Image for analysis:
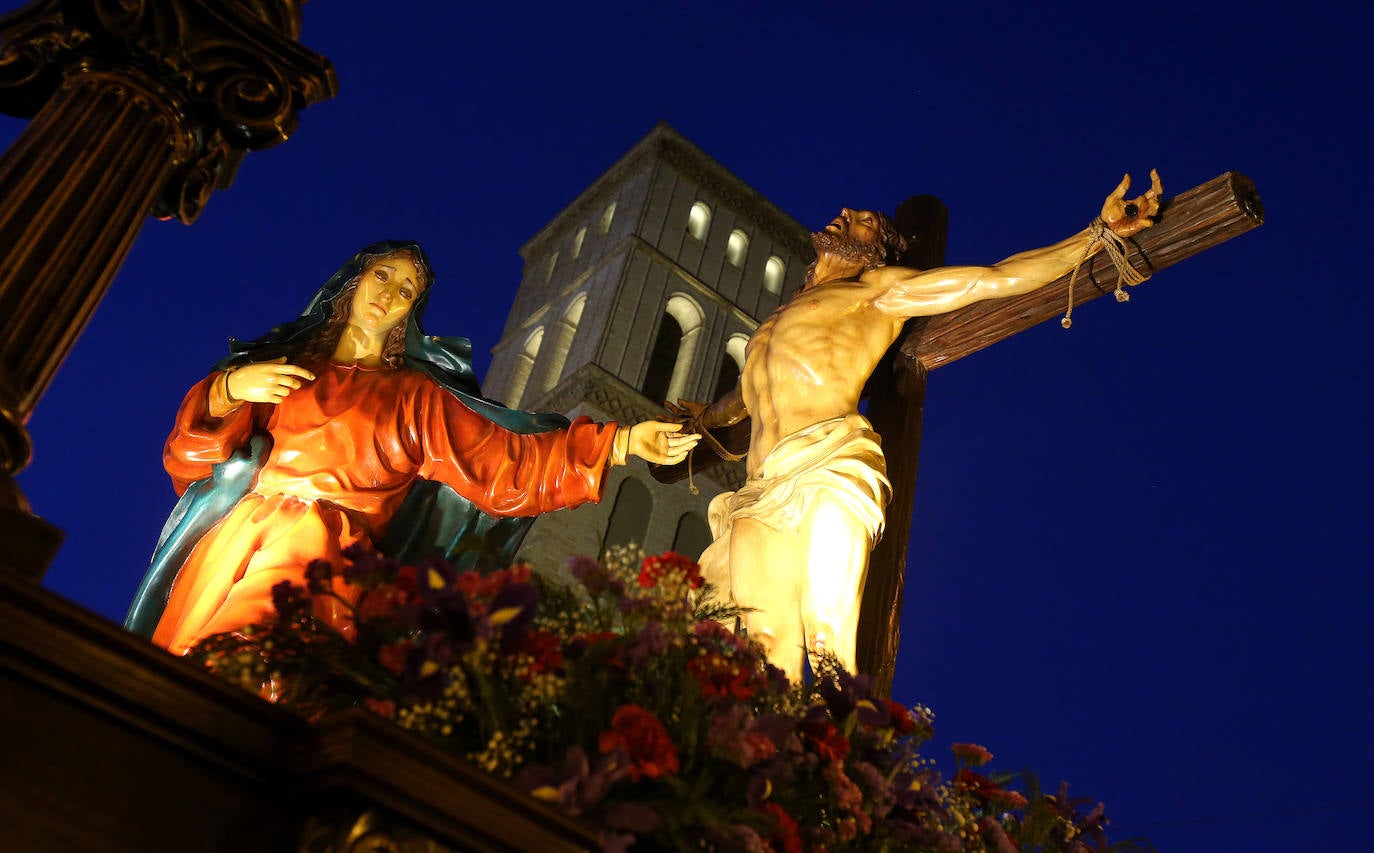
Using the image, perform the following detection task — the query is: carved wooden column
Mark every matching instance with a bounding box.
[0,0,337,577]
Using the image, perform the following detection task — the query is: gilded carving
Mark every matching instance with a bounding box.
[299,809,458,853]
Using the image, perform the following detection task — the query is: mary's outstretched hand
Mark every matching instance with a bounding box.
[623,421,702,465]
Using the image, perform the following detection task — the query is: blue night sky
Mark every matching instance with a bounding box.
[6,1,1370,849]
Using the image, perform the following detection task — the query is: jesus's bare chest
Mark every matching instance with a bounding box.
[751,290,876,356]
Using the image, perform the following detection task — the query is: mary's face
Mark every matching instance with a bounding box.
[350,254,423,335]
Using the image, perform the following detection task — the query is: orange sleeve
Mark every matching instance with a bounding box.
[163,373,257,495]
[413,382,617,517]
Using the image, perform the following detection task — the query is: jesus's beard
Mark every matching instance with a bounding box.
[804,230,887,289]
[811,229,886,270]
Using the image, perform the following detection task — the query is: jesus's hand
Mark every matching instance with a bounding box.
[1101,170,1163,237]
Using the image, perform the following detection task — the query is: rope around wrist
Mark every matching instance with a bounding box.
[1061,217,1152,329]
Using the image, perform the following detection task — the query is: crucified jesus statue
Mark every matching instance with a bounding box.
[676,171,1163,681]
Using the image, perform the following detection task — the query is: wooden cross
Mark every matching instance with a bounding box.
[657,173,1264,696]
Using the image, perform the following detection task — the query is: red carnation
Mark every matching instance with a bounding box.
[378,640,413,676]
[518,630,564,674]
[955,767,1023,807]
[952,742,994,767]
[597,704,680,781]
[803,722,851,764]
[394,565,419,594]
[762,802,803,853]
[688,651,756,701]
[743,733,777,764]
[457,564,533,599]
[638,552,704,589]
[990,788,1029,808]
[456,571,484,597]
[356,585,403,621]
[362,697,396,719]
[887,700,917,735]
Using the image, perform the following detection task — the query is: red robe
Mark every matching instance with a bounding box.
[153,362,616,654]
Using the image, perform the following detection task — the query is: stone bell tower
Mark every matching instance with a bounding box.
[482,123,811,570]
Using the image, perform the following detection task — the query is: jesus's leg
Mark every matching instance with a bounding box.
[729,516,806,682]
[798,492,874,676]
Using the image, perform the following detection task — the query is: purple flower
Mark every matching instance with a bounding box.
[764,662,790,695]
[484,581,537,648]
[603,802,661,833]
[566,555,611,596]
[704,705,753,764]
[853,760,895,818]
[598,832,634,853]
[980,817,1020,853]
[414,557,458,602]
[803,825,837,848]
[752,711,797,741]
[623,622,670,668]
[270,581,309,617]
[339,544,396,582]
[891,767,943,812]
[303,558,334,592]
[855,697,889,728]
[693,619,751,654]
[745,772,772,809]
[520,746,631,817]
[888,821,962,850]
[402,634,460,700]
[818,668,874,721]
[729,824,770,853]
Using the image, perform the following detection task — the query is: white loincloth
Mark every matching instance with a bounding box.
[698,414,892,602]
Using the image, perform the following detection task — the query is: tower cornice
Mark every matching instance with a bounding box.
[519,122,811,262]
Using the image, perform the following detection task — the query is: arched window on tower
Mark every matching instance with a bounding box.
[603,478,653,557]
[572,226,587,259]
[544,252,559,282]
[671,513,713,561]
[764,255,786,294]
[600,201,616,234]
[505,326,544,408]
[642,315,682,405]
[542,293,586,392]
[727,229,749,267]
[641,294,705,405]
[687,202,711,241]
[713,333,749,401]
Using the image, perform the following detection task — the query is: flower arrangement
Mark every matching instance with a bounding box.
[192,545,1150,852]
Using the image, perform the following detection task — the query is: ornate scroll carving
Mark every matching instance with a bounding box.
[0,0,337,224]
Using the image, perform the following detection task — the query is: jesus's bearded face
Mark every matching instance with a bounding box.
[810,208,901,272]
